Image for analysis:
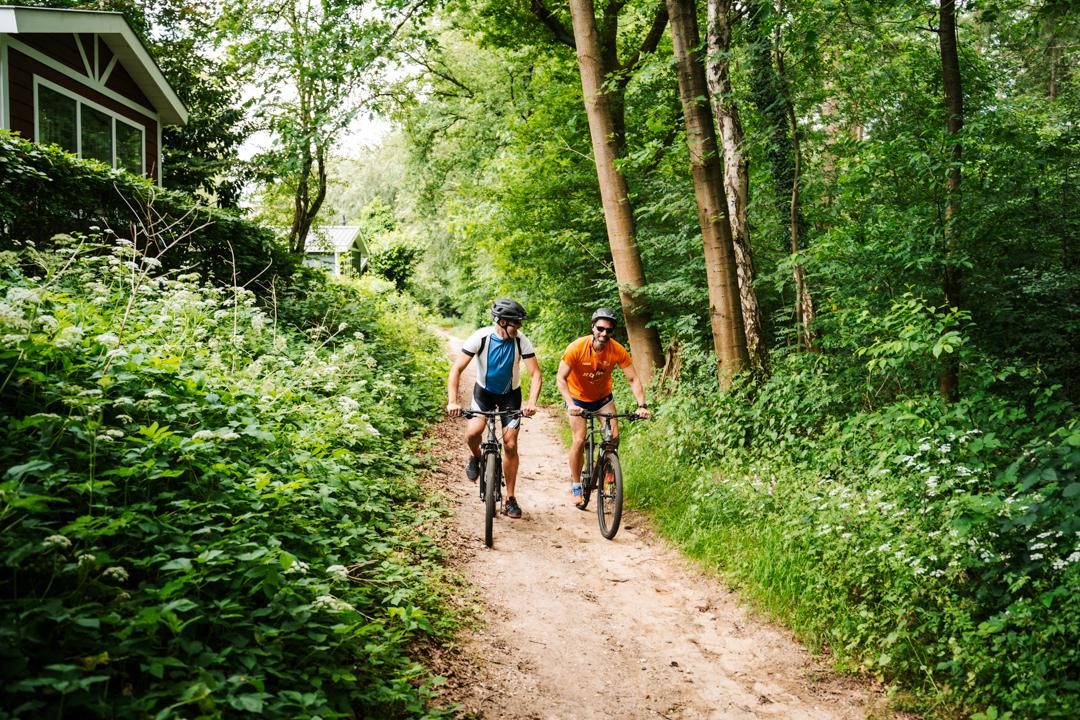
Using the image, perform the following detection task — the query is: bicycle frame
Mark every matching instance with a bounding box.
[461,409,522,548]
[581,412,620,487]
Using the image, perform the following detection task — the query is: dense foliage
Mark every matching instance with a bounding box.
[622,347,1078,717]
[375,0,1078,716]
[0,131,289,290]
[0,237,451,718]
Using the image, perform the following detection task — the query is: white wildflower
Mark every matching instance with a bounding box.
[94,332,120,348]
[78,553,97,568]
[43,535,72,551]
[337,396,360,416]
[6,287,39,304]
[192,430,216,441]
[326,565,349,581]
[54,325,84,348]
[313,594,356,613]
[285,560,310,576]
[102,566,129,582]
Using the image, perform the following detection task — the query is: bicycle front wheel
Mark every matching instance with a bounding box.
[483,452,498,548]
[596,453,623,539]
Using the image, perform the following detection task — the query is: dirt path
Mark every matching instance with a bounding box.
[427,336,897,720]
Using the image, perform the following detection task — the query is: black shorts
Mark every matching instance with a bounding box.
[471,384,523,429]
[570,393,614,413]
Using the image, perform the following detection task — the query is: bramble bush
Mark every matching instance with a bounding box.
[0,237,452,719]
[624,314,1078,718]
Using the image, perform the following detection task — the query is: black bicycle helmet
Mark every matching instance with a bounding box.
[591,307,618,325]
[491,298,527,322]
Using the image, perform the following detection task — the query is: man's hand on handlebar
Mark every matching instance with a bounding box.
[446,401,463,417]
[522,404,538,418]
[566,404,583,416]
[634,407,652,420]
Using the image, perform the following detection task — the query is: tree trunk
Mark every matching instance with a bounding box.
[938,0,963,402]
[745,0,816,350]
[666,0,748,386]
[706,0,767,376]
[568,0,665,383]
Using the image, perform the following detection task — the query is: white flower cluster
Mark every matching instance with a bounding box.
[42,534,72,551]
[313,594,356,614]
[325,564,349,581]
[285,560,310,576]
[102,566,129,582]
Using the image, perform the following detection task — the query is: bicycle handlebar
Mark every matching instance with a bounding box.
[579,410,647,420]
[460,409,524,419]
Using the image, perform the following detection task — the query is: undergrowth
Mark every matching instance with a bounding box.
[624,345,1078,719]
[0,237,452,719]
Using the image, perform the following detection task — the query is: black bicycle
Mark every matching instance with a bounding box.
[576,411,641,540]
[462,409,522,548]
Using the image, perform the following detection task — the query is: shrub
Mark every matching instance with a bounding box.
[0,130,295,291]
[0,239,451,719]
[625,347,1079,718]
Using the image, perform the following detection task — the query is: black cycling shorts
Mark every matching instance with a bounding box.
[471,384,523,429]
[570,393,614,413]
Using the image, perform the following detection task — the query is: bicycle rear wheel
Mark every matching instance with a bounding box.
[596,453,623,539]
[483,452,498,548]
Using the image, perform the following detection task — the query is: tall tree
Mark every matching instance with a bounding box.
[706,0,766,375]
[938,0,964,401]
[566,0,666,382]
[221,0,397,254]
[745,0,816,350]
[666,0,748,385]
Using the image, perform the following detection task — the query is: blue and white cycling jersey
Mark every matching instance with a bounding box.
[462,326,536,394]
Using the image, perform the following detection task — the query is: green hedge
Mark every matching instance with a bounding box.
[0,130,294,290]
[0,238,452,718]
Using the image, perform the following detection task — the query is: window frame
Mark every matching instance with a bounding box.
[33,76,145,174]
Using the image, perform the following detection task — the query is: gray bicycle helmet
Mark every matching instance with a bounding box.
[491,298,527,322]
[591,307,618,325]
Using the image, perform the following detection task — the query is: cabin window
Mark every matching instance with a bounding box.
[35,80,145,174]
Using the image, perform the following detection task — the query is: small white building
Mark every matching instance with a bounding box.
[302,226,367,277]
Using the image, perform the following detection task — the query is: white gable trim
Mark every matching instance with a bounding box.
[74,32,91,77]
[0,6,186,125]
[100,52,118,85]
[0,36,8,129]
[8,36,156,121]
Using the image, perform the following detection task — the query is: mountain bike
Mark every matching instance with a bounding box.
[462,409,522,548]
[576,411,641,540]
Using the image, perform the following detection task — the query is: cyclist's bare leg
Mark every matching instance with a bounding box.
[501,425,520,498]
[465,416,486,459]
[567,414,587,504]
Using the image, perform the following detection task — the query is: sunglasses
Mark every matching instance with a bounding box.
[593,325,615,335]
[501,319,522,328]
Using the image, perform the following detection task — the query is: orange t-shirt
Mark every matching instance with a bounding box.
[561,335,632,402]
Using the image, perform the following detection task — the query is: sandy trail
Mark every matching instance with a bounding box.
[428,335,897,720]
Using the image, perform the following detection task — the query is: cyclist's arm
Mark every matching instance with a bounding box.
[522,355,542,416]
[556,360,582,415]
[620,362,651,418]
[446,352,473,415]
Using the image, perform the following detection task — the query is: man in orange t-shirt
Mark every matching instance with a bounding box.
[556,308,651,507]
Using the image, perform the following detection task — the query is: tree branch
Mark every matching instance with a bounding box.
[531,0,576,47]
[619,1,668,75]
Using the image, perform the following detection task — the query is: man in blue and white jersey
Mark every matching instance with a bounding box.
[447,298,542,519]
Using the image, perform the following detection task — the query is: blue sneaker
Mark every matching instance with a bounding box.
[465,455,480,481]
[504,497,522,519]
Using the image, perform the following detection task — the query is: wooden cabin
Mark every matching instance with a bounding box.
[0,5,187,184]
